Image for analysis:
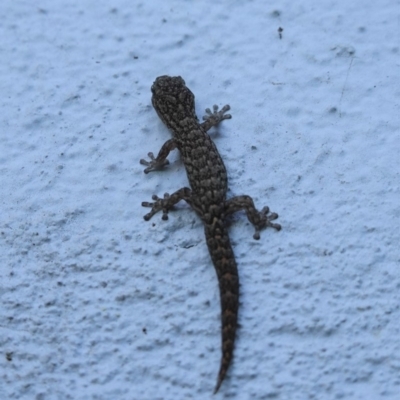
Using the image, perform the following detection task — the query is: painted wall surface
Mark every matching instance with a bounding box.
[1,1,399,399]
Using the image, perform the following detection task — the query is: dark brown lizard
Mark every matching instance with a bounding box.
[140,76,281,393]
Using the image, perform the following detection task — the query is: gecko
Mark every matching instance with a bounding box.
[140,76,281,393]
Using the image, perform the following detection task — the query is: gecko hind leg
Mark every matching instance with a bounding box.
[224,195,281,239]
[142,187,192,221]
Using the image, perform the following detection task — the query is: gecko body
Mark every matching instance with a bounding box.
[140,76,281,393]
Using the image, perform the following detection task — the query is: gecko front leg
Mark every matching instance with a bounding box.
[140,138,177,173]
[201,104,231,132]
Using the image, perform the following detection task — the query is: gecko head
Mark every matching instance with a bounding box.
[151,76,196,127]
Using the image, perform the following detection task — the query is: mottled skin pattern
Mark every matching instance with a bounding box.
[140,76,281,393]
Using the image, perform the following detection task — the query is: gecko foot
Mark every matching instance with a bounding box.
[203,104,231,122]
[140,152,170,174]
[142,193,171,221]
[201,105,231,130]
[253,206,281,240]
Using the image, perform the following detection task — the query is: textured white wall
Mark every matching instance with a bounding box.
[1,1,399,399]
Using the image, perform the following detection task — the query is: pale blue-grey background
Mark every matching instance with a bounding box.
[1,1,399,399]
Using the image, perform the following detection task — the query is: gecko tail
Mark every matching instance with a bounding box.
[204,223,239,394]
[213,295,237,394]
